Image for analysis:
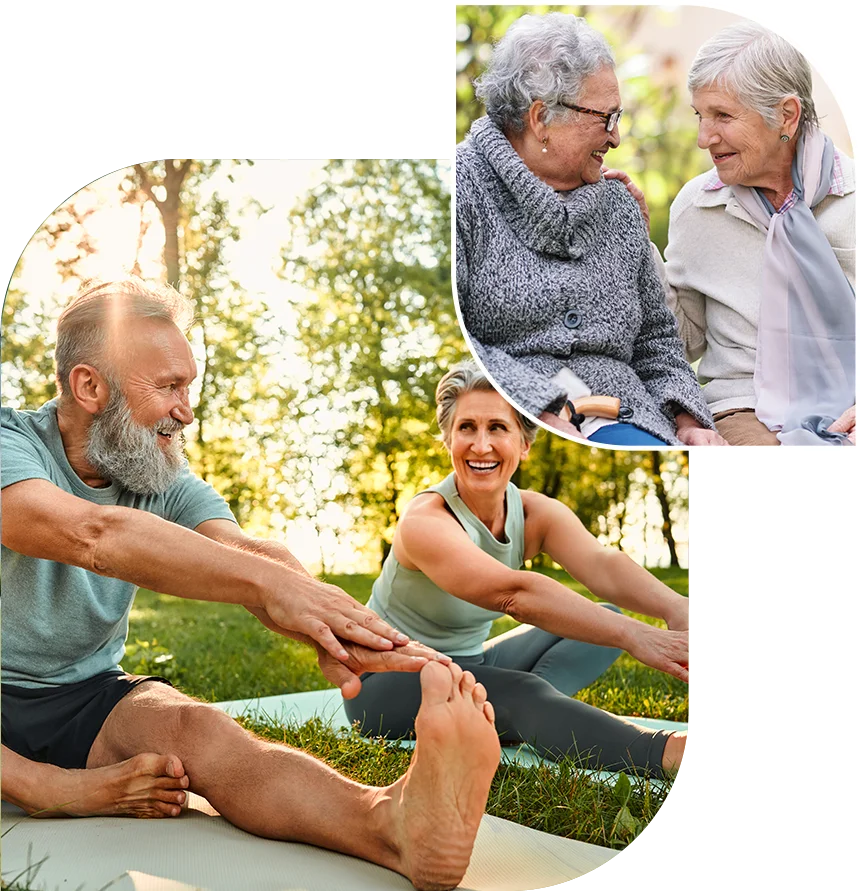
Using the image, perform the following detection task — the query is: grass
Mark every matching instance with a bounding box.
[2,567,684,891]
[113,566,688,849]
[122,567,688,722]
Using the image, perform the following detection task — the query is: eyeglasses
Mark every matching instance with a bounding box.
[560,102,623,132]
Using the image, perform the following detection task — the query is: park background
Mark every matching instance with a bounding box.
[1,158,691,851]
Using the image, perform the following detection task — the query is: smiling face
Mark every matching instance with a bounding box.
[85,317,198,494]
[110,316,197,450]
[538,66,622,191]
[691,87,792,192]
[447,390,531,494]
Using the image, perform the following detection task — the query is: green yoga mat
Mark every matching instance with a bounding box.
[214,688,687,771]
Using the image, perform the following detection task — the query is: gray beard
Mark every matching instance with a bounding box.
[86,387,187,496]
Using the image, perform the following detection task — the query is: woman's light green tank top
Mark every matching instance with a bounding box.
[367,472,525,657]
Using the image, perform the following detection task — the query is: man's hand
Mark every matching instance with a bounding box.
[314,639,451,700]
[675,412,729,446]
[256,577,413,662]
[246,604,450,698]
[602,166,650,230]
[828,405,856,444]
[625,625,689,683]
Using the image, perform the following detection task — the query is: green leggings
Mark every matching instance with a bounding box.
[344,608,672,777]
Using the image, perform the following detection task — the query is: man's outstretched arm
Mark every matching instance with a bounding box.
[1,478,408,663]
[195,519,450,697]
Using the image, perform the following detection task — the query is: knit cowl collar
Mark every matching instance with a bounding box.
[467,116,608,260]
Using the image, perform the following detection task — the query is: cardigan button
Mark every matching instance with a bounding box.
[618,406,634,420]
[563,310,582,329]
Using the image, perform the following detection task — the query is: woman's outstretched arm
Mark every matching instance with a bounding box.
[526,491,688,631]
[396,495,688,681]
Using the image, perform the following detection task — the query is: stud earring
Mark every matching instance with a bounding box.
[780,134,790,142]
[541,137,548,153]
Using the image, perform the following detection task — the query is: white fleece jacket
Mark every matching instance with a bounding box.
[659,153,855,416]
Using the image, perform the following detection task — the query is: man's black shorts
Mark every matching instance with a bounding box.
[1,670,172,769]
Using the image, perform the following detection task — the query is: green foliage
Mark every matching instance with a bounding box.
[456,5,712,251]
[283,160,466,563]
[0,280,57,408]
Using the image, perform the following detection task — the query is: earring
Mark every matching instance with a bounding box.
[541,137,548,153]
[780,134,790,142]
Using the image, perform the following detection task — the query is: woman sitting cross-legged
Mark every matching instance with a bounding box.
[345,362,689,777]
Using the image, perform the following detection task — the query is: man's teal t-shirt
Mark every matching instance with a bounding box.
[1,401,237,688]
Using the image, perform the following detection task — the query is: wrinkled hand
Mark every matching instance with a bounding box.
[314,639,451,700]
[626,625,689,683]
[246,605,450,699]
[538,411,586,439]
[675,412,729,446]
[828,405,856,444]
[251,584,411,663]
[602,166,650,230]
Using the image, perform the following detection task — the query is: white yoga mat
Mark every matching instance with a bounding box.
[1,690,683,891]
[1,793,617,891]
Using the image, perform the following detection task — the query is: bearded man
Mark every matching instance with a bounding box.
[1,279,501,891]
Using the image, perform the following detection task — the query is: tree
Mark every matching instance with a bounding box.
[283,159,464,565]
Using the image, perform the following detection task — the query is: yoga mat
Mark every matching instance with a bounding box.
[213,689,688,770]
[1,794,617,891]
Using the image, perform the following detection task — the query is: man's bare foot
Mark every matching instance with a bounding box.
[382,662,501,891]
[662,731,686,774]
[30,753,188,818]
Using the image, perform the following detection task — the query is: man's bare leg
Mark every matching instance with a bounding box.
[1,745,189,818]
[87,662,500,890]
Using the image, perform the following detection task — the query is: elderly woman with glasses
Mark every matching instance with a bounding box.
[661,22,855,445]
[456,13,725,446]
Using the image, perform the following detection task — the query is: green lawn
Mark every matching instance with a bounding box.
[119,567,688,848]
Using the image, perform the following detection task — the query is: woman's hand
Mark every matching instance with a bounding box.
[602,166,650,230]
[675,411,729,446]
[538,411,585,439]
[625,625,689,683]
[313,639,451,700]
[828,405,856,444]
[664,597,689,633]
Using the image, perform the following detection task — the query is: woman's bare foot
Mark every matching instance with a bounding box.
[30,753,189,818]
[662,731,686,774]
[381,662,501,891]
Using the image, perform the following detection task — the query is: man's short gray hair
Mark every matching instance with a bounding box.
[688,21,818,131]
[436,360,538,447]
[474,13,615,134]
[55,278,194,397]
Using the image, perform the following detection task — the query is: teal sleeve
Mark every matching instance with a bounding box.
[1,414,53,489]
[160,468,237,531]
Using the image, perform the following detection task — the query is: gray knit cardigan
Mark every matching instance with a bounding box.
[456,116,714,445]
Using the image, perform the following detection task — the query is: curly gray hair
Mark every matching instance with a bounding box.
[474,12,615,134]
[55,277,195,398]
[436,361,539,447]
[688,21,819,131]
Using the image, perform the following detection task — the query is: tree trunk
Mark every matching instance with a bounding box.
[650,452,679,567]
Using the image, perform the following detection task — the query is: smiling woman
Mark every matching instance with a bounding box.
[455,12,724,447]
[344,361,690,776]
[663,21,855,445]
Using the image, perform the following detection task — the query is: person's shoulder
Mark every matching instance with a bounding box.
[671,170,720,215]
[1,401,53,438]
[602,179,648,242]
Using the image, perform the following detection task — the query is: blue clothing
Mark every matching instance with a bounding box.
[366,473,518,656]
[1,401,237,688]
[587,423,667,446]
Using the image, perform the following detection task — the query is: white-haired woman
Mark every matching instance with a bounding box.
[344,362,689,776]
[663,22,855,445]
[456,13,725,447]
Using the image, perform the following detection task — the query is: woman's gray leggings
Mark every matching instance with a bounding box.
[344,606,672,777]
